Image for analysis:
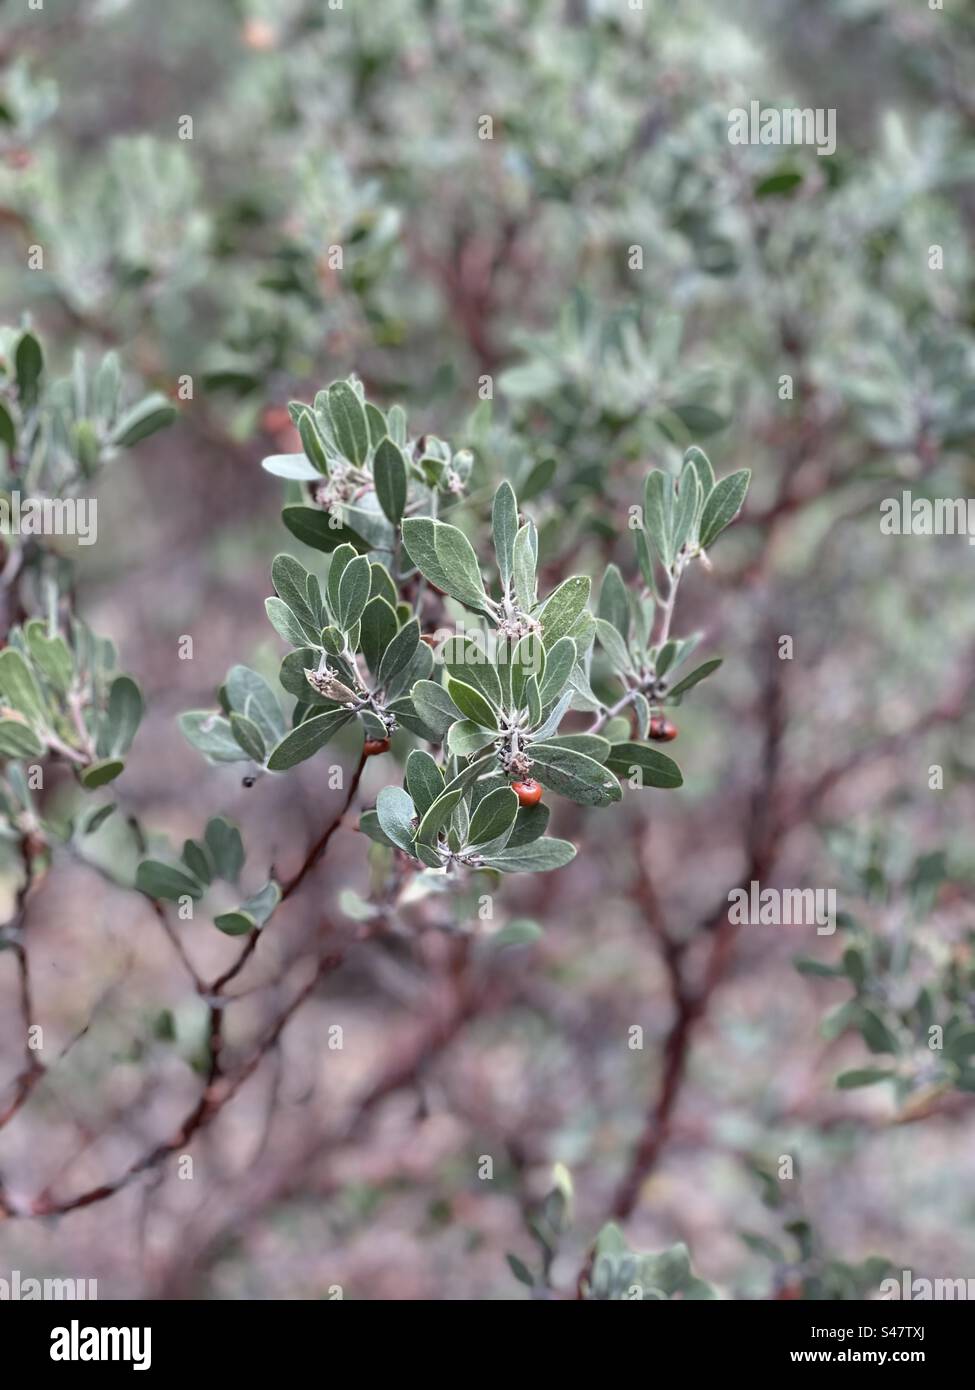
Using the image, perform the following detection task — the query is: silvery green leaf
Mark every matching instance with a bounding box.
[336,554,372,631]
[447,719,498,758]
[136,860,204,902]
[644,469,674,570]
[405,749,445,817]
[684,446,715,506]
[271,554,318,631]
[265,597,314,648]
[506,802,550,846]
[205,816,244,881]
[327,380,369,465]
[226,665,286,745]
[666,657,723,700]
[537,636,575,706]
[373,436,408,526]
[376,786,417,853]
[655,640,678,677]
[467,786,518,848]
[604,742,682,788]
[446,677,498,729]
[281,507,370,555]
[379,618,420,688]
[411,679,462,738]
[509,632,542,710]
[106,674,143,756]
[698,470,751,550]
[595,617,635,676]
[528,689,573,745]
[598,565,629,640]
[416,787,464,846]
[440,634,503,709]
[215,880,281,937]
[181,839,212,886]
[538,576,590,647]
[492,480,519,588]
[672,465,700,554]
[633,691,651,738]
[511,521,537,611]
[359,596,398,678]
[260,455,321,483]
[481,837,577,873]
[180,711,250,763]
[230,712,266,762]
[530,743,622,806]
[266,710,353,770]
[538,733,610,762]
[298,412,330,474]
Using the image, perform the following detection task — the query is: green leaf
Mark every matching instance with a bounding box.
[445,677,498,729]
[230,712,266,762]
[15,332,43,407]
[298,412,330,474]
[265,596,311,648]
[447,719,498,758]
[416,787,464,846]
[378,617,420,688]
[468,786,518,847]
[25,624,73,694]
[266,710,352,770]
[506,802,550,846]
[136,859,204,902]
[225,666,285,746]
[0,718,43,758]
[434,522,490,611]
[411,680,462,739]
[492,920,544,949]
[205,817,245,882]
[440,635,503,710]
[666,658,723,700]
[281,506,370,554]
[506,1253,535,1287]
[538,576,590,647]
[492,481,519,588]
[373,437,408,526]
[644,470,674,570]
[530,743,622,807]
[511,522,537,611]
[359,596,398,678]
[598,565,629,640]
[271,554,317,629]
[698,470,750,550]
[399,517,451,591]
[604,742,683,789]
[215,880,281,936]
[672,466,700,554]
[537,637,576,706]
[0,648,46,724]
[405,749,445,817]
[261,452,323,481]
[538,733,610,762]
[79,758,125,788]
[858,1007,900,1055]
[106,675,143,756]
[180,711,249,763]
[376,786,417,853]
[684,446,715,503]
[336,554,371,632]
[181,839,213,886]
[595,618,634,676]
[836,1068,895,1090]
[327,381,369,465]
[481,837,577,873]
[0,400,16,455]
[110,392,176,448]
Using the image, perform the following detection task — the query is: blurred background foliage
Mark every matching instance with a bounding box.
[0,0,973,1299]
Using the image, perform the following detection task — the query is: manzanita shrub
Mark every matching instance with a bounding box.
[169,375,748,915]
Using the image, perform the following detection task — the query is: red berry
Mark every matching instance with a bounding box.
[363,737,390,757]
[648,717,678,742]
[511,778,542,807]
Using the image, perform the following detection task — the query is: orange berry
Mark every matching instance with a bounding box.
[511,779,542,807]
[648,717,678,742]
[363,737,390,757]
